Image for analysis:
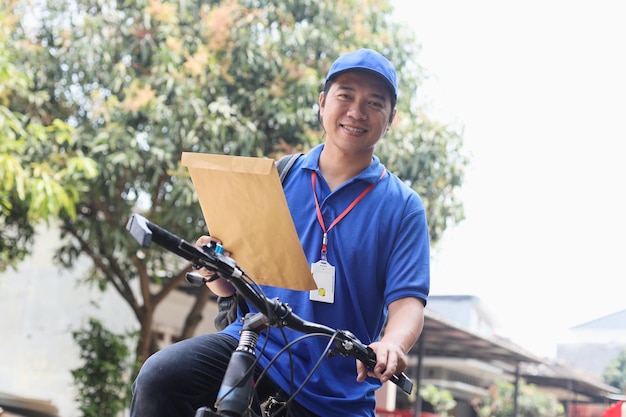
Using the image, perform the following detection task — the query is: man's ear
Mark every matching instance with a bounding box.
[317,92,326,129]
[387,108,397,129]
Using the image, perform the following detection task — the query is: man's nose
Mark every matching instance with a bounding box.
[347,101,367,119]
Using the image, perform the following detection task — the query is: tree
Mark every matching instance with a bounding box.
[0,0,97,272]
[603,347,626,390]
[71,318,137,417]
[11,0,468,365]
[420,384,457,417]
[471,379,565,417]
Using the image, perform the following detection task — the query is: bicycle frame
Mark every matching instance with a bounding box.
[126,213,414,417]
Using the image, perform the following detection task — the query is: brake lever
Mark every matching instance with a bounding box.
[333,331,414,395]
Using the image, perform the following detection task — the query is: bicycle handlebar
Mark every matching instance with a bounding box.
[126,213,414,395]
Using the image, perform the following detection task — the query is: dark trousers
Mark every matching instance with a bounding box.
[130,332,319,417]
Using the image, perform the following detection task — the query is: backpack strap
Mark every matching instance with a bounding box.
[276,153,303,183]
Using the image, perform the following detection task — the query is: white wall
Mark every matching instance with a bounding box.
[0,225,138,417]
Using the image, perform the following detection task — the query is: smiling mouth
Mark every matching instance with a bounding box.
[341,124,367,134]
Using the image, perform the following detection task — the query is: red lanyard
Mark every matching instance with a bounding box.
[312,169,386,260]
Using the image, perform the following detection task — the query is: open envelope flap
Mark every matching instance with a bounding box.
[181,152,316,291]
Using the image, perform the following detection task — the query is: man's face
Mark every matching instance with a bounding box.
[319,71,396,156]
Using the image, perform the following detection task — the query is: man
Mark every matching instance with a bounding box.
[130,48,430,417]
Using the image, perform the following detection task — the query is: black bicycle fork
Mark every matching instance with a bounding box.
[195,313,269,417]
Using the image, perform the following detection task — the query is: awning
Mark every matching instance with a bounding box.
[414,309,544,364]
[409,310,621,403]
[0,392,59,417]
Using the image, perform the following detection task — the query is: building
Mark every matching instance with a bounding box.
[557,309,626,377]
[375,295,620,417]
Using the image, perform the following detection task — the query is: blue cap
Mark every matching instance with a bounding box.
[324,48,398,99]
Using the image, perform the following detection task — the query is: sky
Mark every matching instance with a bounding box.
[391,0,626,357]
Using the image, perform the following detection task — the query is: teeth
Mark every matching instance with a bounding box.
[344,126,364,133]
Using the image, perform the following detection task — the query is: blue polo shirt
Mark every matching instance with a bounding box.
[223,144,430,416]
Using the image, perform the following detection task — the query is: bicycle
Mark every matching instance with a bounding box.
[126,213,414,417]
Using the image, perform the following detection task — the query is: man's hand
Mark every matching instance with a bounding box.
[195,235,235,297]
[356,341,407,384]
[356,297,425,384]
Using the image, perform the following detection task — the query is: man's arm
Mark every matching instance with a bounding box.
[357,297,425,383]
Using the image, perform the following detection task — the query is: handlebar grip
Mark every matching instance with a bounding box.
[127,214,188,256]
[358,343,414,395]
[390,373,413,395]
[365,346,413,394]
[126,214,210,264]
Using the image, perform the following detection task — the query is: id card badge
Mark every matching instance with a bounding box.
[309,260,335,303]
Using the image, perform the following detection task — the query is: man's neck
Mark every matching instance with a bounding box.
[318,146,373,191]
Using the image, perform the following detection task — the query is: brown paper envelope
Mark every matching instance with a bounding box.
[181,152,315,290]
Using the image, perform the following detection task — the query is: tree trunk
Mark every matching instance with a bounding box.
[181,286,212,340]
